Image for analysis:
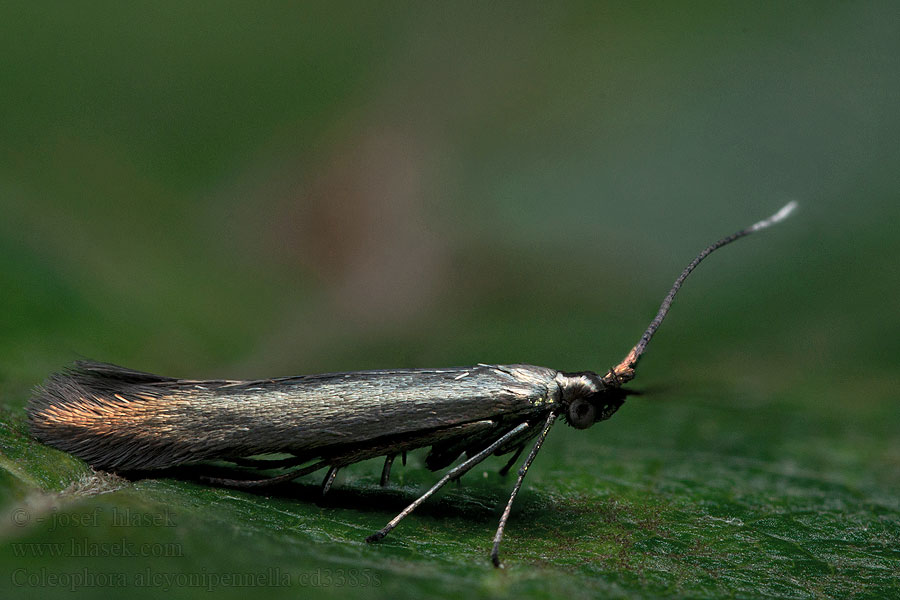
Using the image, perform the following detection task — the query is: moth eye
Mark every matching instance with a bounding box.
[566,398,596,430]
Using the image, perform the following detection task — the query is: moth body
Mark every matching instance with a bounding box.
[29,361,614,472]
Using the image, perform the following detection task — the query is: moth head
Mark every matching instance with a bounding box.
[564,388,626,430]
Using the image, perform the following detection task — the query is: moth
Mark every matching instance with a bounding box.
[28,201,797,566]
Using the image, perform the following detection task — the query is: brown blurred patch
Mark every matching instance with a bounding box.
[269,124,446,324]
[213,119,454,372]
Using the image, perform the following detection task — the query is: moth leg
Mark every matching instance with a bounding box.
[366,422,530,544]
[201,460,328,488]
[321,466,339,496]
[401,451,407,466]
[380,455,395,487]
[498,445,525,477]
[491,411,557,568]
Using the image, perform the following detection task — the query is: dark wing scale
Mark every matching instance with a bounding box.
[69,360,178,383]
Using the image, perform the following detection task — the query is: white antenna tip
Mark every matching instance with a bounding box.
[750,200,798,232]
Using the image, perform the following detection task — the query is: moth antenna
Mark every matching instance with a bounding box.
[605,201,798,386]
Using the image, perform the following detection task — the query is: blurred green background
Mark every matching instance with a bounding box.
[1,3,898,599]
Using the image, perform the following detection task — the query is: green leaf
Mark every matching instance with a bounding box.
[2,381,898,600]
